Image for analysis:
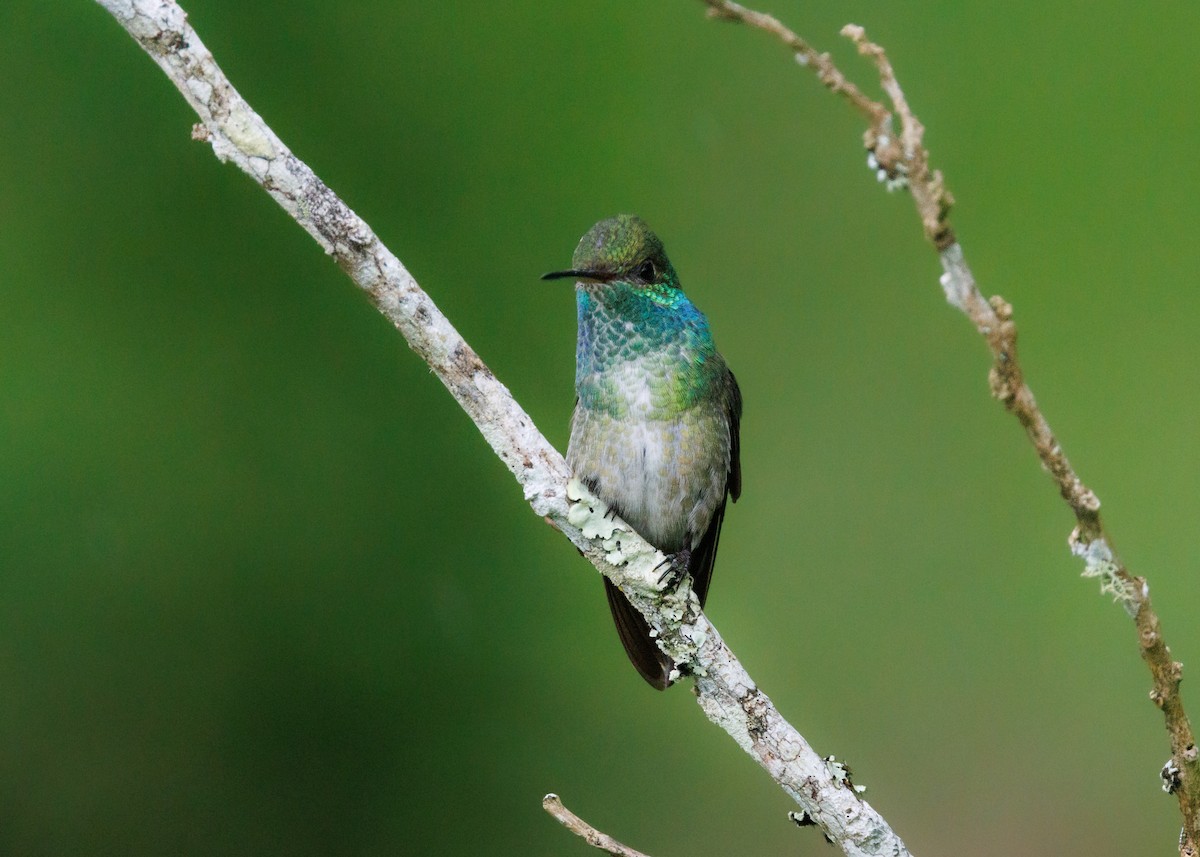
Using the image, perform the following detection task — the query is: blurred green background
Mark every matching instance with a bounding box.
[2,1,1199,854]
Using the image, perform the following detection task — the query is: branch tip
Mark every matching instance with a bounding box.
[542,794,655,857]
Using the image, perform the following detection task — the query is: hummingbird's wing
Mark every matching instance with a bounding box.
[726,370,742,501]
[688,369,742,608]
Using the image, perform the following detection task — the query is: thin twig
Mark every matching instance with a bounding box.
[695,3,1199,852]
[94,2,913,855]
[542,795,654,857]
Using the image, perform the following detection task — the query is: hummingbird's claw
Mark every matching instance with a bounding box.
[654,549,692,590]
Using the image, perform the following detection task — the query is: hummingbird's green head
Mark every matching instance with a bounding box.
[542,214,677,289]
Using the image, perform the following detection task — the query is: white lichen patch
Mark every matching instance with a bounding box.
[1162,757,1183,794]
[1071,531,1139,616]
[566,477,628,540]
[224,102,276,159]
[566,477,663,575]
[567,479,709,670]
[825,756,867,795]
[655,604,707,676]
[939,244,973,312]
[826,756,851,786]
[678,616,708,651]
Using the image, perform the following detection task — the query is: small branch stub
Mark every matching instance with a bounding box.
[542,795,654,857]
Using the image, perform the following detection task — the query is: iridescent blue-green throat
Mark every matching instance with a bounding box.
[543,214,742,689]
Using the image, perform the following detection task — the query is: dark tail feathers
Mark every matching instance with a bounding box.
[603,577,673,690]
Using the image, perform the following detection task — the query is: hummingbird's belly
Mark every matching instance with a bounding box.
[567,404,730,553]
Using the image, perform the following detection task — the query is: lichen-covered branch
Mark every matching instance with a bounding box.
[697,2,1199,852]
[94,1,913,855]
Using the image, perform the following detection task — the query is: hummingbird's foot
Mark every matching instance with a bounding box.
[654,549,692,590]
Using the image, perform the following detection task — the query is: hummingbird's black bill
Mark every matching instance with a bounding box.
[541,269,607,282]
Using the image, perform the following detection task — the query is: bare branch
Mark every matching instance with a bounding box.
[542,795,654,857]
[694,2,1200,851]
[94,1,913,855]
[844,29,1200,851]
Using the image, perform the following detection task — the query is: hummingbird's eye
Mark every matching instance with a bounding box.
[635,260,657,282]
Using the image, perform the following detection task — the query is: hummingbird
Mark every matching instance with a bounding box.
[543,215,742,689]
